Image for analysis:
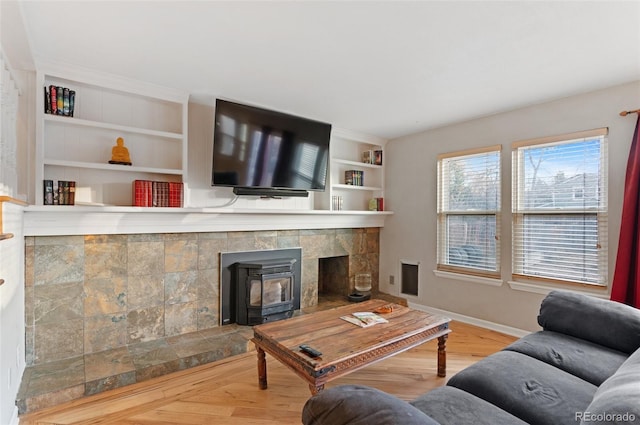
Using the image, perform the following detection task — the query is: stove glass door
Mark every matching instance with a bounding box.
[248,275,292,307]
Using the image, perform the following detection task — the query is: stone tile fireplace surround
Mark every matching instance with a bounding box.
[24,227,380,368]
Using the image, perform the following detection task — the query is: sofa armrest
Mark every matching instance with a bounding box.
[580,348,640,425]
[538,291,640,354]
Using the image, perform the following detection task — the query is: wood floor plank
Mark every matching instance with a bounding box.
[19,321,517,425]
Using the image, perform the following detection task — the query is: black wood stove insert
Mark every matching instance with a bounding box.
[233,258,296,325]
[220,248,302,326]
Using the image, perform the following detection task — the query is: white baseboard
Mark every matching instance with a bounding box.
[408,302,532,338]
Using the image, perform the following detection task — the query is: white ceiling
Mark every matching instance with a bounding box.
[15,1,640,139]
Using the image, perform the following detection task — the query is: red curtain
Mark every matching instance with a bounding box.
[611,115,640,307]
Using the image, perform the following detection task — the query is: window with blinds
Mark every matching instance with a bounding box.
[437,146,501,277]
[511,128,608,286]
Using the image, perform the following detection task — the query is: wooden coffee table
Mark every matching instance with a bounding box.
[251,299,451,394]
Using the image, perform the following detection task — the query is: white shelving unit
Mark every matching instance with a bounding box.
[34,62,189,206]
[316,128,389,212]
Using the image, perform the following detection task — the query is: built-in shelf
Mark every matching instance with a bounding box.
[43,114,183,140]
[35,62,189,206]
[43,159,183,175]
[332,159,383,169]
[332,184,384,191]
[320,128,388,212]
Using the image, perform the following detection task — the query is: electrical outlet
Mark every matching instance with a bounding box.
[389,275,395,285]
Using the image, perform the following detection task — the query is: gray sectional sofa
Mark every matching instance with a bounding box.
[302,291,640,425]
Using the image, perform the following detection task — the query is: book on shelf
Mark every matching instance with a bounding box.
[44,87,51,114]
[50,180,76,205]
[152,181,169,207]
[44,85,75,117]
[63,88,70,116]
[133,180,183,207]
[43,180,54,205]
[58,180,67,205]
[69,90,75,117]
[133,180,152,206]
[68,181,76,205]
[56,86,63,114]
[345,170,364,186]
[362,150,374,164]
[49,85,57,115]
[331,195,343,211]
[340,311,389,328]
[168,182,184,207]
[369,197,384,211]
[374,150,383,165]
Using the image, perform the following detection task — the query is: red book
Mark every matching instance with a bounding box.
[49,85,57,115]
[168,182,183,207]
[146,180,153,206]
[132,180,143,206]
[133,180,152,206]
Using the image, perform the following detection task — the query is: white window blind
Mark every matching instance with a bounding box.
[512,128,608,286]
[437,146,501,277]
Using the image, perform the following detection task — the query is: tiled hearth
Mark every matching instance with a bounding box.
[19,228,383,414]
[17,294,406,415]
[16,323,253,414]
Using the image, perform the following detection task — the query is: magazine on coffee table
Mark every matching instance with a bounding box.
[341,311,389,328]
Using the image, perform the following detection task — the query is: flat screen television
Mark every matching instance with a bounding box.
[212,99,332,196]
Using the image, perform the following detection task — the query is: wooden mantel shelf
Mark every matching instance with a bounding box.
[0,196,28,235]
[23,206,393,236]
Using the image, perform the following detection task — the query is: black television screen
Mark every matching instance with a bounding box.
[212,99,331,192]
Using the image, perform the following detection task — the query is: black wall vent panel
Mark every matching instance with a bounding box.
[401,261,419,296]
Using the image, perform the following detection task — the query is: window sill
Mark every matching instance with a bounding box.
[433,270,503,287]
[507,280,609,299]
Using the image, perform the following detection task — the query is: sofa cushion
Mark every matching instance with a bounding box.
[302,384,439,425]
[504,330,627,385]
[579,348,640,425]
[538,291,640,354]
[447,350,597,425]
[410,386,528,425]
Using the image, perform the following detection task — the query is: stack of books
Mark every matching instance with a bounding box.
[332,195,344,211]
[43,180,76,205]
[132,180,183,207]
[362,150,383,165]
[44,85,76,117]
[345,170,364,186]
[368,197,384,211]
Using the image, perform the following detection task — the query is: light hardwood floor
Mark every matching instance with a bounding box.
[19,321,516,425]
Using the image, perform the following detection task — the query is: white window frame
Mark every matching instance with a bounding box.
[511,128,608,288]
[436,145,501,279]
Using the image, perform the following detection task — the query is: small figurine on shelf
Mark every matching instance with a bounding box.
[109,137,132,166]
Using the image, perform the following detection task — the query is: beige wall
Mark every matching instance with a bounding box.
[380,81,640,332]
